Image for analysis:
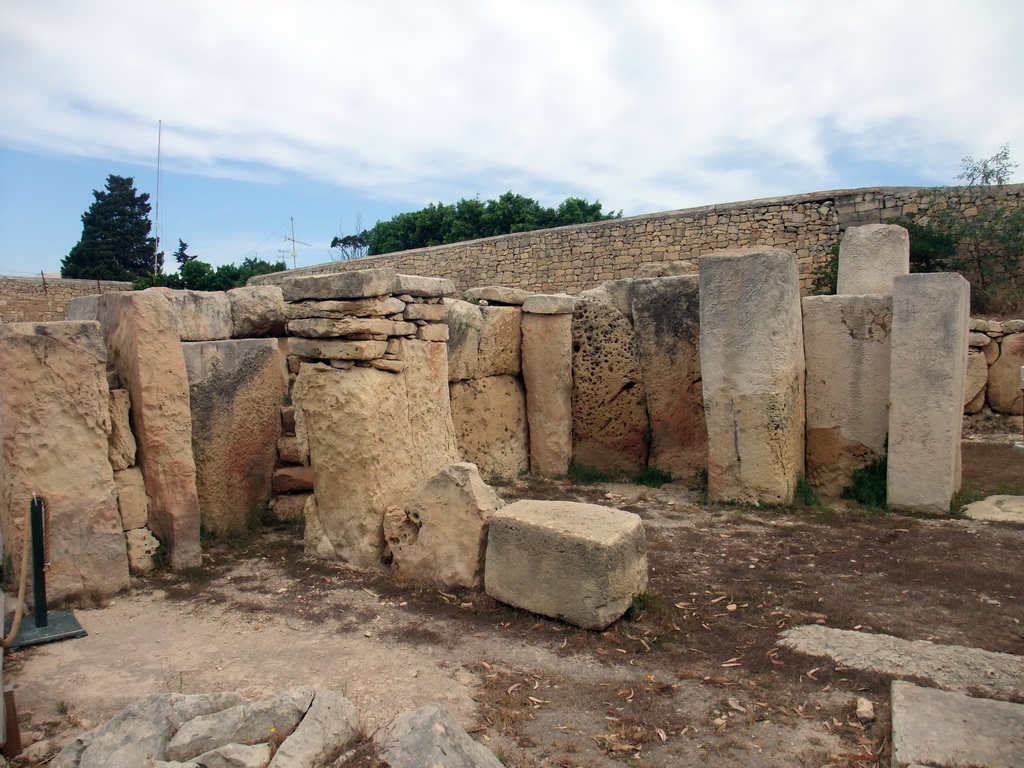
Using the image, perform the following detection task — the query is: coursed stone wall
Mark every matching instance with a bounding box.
[0,276,133,322]
[249,184,1024,295]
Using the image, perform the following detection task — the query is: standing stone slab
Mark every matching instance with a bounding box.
[183,339,286,536]
[114,467,149,530]
[836,223,910,295]
[485,500,648,630]
[449,375,529,481]
[630,276,705,482]
[699,248,805,504]
[802,294,892,496]
[571,298,648,473]
[888,273,969,514]
[227,285,287,338]
[521,311,572,477]
[0,322,130,601]
[97,290,201,569]
[293,339,459,567]
[964,348,989,414]
[477,306,522,377]
[446,300,484,381]
[988,332,1024,414]
[160,289,234,341]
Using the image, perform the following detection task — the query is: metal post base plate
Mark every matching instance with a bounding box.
[6,610,86,649]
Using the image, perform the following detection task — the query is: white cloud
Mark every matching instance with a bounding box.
[2,0,1022,218]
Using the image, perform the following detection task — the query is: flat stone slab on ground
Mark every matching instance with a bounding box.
[963,494,1024,523]
[891,681,1024,768]
[778,625,1024,700]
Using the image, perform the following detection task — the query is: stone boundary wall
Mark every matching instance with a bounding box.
[0,276,133,322]
[249,184,1024,294]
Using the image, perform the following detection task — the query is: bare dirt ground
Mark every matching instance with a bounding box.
[5,416,1023,767]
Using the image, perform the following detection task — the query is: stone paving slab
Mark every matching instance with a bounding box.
[963,494,1024,523]
[891,681,1024,768]
[778,625,1024,700]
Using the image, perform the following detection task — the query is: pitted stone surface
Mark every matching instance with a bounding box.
[446,300,483,381]
[450,375,528,481]
[107,388,137,470]
[836,223,910,295]
[477,306,521,377]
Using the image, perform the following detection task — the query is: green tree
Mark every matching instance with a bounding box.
[134,256,284,291]
[62,175,159,280]
[174,239,198,265]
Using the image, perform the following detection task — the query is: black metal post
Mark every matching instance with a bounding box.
[30,497,47,630]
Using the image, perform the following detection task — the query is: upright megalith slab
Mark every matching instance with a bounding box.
[97,289,202,569]
[159,288,234,341]
[227,285,287,338]
[571,298,649,472]
[445,300,483,381]
[802,294,892,496]
[449,375,529,481]
[699,248,805,504]
[887,273,969,514]
[183,339,287,536]
[630,276,705,482]
[521,299,573,477]
[0,322,130,601]
[836,223,910,295]
[484,500,648,630]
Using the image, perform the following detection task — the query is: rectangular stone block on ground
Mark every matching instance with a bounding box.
[698,247,805,504]
[0,321,130,601]
[484,499,648,630]
[836,223,909,295]
[802,294,891,496]
[183,339,287,536]
[887,273,969,514]
[521,312,572,477]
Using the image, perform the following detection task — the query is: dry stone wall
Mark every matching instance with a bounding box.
[0,276,132,322]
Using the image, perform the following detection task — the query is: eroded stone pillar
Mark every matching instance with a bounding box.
[699,248,805,504]
[0,322,129,600]
[887,273,969,514]
[521,295,574,477]
[836,224,910,295]
[802,294,892,496]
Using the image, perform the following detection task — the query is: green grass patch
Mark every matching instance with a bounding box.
[630,466,673,488]
[841,457,888,509]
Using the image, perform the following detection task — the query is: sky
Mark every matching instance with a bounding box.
[1,1,1022,277]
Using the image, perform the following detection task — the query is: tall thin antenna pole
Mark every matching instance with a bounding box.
[291,217,297,270]
[154,120,162,274]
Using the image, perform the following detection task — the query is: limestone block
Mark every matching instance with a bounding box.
[376,703,504,768]
[0,321,130,601]
[227,285,287,337]
[160,289,234,341]
[281,268,397,302]
[108,388,137,470]
[1004,319,1024,333]
[522,312,572,477]
[464,286,531,305]
[114,467,149,530]
[634,260,697,279]
[988,332,1024,414]
[484,500,648,630]
[285,297,407,319]
[269,688,359,768]
[273,466,315,493]
[277,436,305,465]
[984,337,1001,364]
[887,273,970,514]
[836,224,910,295]
[802,294,892,496]
[384,463,504,588]
[416,324,449,342]
[570,299,648,472]
[286,317,403,338]
[968,331,992,347]
[964,349,988,414]
[446,300,483,381]
[522,293,575,314]
[125,528,160,574]
[66,294,100,321]
[281,405,296,435]
[699,248,805,504]
[449,376,529,481]
[395,274,456,297]
[477,306,522,377]
[630,276,705,482]
[288,338,388,361]
[269,493,310,523]
[97,289,201,569]
[183,339,286,536]
[404,302,448,322]
[293,339,459,567]
[578,279,633,319]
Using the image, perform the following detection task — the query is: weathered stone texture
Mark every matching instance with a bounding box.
[887,273,969,514]
[446,300,483,381]
[280,268,397,302]
[159,288,234,341]
[97,289,201,569]
[630,276,705,481]
[449,375,529,481]
[107,388,137,470]
[183,339,286,536]
[699,248,805,504]
[0,321,130,601]
[802,294,892,496]
[521,312,573,477]
[294,339,459,567]
[376,703,504,768]
[384,463,503,588]
[836,223,910,295]
[125,528,160,574]
[227,285,287,337]
[964,348,989,414]
[113,467,149,530]
[988,332,1024,414]
[571,298,648,472]
[485,500,648,630]
[477,306,522,377]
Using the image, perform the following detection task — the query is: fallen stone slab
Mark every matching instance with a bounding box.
[485,500,648,630]
[891,681,1024,768]
[778,625,1024,700]
[268,688,359,768]
[156,741,272,768]
[375,703,502,768]
[963,495,1024,523]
